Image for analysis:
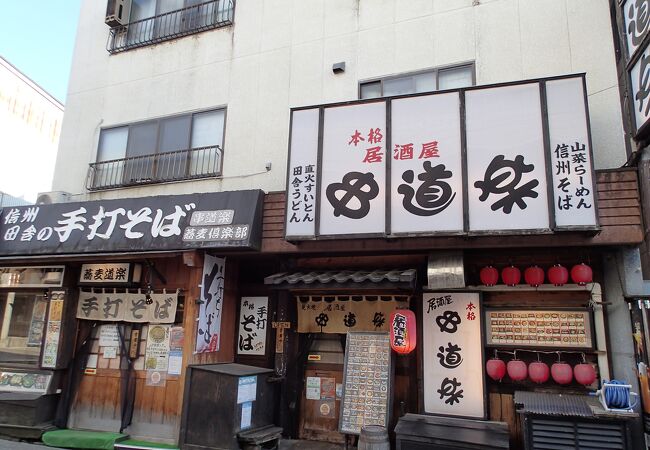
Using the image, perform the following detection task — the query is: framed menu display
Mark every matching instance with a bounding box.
[485,309,593,349]
[339,332,392,435]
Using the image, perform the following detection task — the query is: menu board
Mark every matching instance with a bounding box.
[339,332,391,435]
[485,309,593,349]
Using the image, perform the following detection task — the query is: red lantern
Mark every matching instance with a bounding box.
[548,264,569,286]
[571,263,593,286]
[574,363,597,386]
[528,361,550,384]
[524,266,545,287]
[480,266,499,286]
[551,362,573,385]
[389,310,416,354]
[486,358,507,381]
[501,266,521,286]
[507,359,528,381]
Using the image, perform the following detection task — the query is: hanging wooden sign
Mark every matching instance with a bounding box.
[76,289,178,323]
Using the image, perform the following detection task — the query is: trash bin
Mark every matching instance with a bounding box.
[358,425,389,450]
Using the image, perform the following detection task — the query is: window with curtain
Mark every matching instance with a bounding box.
[93,108,225,188]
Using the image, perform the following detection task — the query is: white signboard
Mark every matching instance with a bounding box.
[391,93,464,233]
[286,75,596,237]
[466,83,550,231]
[422,293,484,418]
[546,77,597,227]
[237,297,268,355]
[237,376,257,403]
[286,108,319,237]
[320,102,386,236]
[623,0,650,59]
[196,255,225,353]
[630,46,650,133]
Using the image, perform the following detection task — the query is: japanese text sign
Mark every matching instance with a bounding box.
[422,293,485,418]
[79,263,139,285]
[0,191,264,256]
[297,297,408,334]
[285,75,597,238]
[622,0,650,135]
[622,0,650,60]
[237,297,268,355]
[76,289,178,323]
[195,255,225,353]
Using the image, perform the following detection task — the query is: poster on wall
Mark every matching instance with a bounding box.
[339,332,391,435]
[41,291,65,368]
[422,293,485,418]
[145,324,171,371]
[195,255,225,353]
[237,297,268,355]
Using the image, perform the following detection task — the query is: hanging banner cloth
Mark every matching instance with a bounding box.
[296,295,409,334]
[76,289,178,323]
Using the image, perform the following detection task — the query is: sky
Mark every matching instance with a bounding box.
[0,0,82,103]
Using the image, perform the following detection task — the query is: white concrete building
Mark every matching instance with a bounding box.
[0,57,63,203]
[53,0,627,201]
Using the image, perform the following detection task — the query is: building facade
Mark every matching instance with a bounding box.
[0,1,646,449]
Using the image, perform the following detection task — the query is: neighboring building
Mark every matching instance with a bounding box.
[0,1,646,449]
[0,56,63,203]
[0,191,30,208]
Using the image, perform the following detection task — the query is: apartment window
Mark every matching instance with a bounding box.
[89,109,225,190]
[108,0,235,54]
[359,64,474,99]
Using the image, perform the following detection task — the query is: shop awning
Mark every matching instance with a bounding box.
[264,269,416,290]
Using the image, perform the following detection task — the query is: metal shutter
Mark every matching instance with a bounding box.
[529,418,626,450]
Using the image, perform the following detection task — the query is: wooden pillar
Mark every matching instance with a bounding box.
[638,149,650,279]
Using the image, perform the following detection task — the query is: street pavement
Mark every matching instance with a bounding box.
[0,440,52,450]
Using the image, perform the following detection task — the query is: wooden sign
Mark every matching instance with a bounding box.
[272,322,290,354]
[339,332,391,435]
[485,309,593,349]
[79,263,141,285]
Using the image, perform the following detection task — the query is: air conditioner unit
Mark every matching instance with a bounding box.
[36,191,71,205]
[105,0,131,27]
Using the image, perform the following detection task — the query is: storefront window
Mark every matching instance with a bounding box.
[0,292,47,367]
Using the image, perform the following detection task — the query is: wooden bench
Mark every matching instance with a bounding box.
[237,425,283,450]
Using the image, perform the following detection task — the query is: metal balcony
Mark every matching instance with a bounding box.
[107,0,234,54]
[87,145,223,191]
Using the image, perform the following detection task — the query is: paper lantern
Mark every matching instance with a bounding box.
[486,358,507,381]
[501,266,521,286]
[571,263,593,286]
[551,362,573,385]
[480,266,499,286]
[524,266,545,287]
[507,359,528,381]
[548,264,569,286]
[389,310,416,354]
[574,363,597,386]
[528,361,550,384]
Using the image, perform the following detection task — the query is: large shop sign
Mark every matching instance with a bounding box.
[0,190,264,255]
[286,74,597,238]
[622,0,650,135]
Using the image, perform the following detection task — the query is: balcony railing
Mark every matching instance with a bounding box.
[87,145,223,191]
[107,0,234,54]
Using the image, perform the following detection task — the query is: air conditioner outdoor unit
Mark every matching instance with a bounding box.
[36,191,71,205]
[105,0,131,27]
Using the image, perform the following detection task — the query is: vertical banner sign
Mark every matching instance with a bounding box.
[391,93,464,233]
[320,102,386,236]
[196,255,225,353]
[286,108,319,238]
[466,83,550,231]
[422,293,484,418]
[630,46,650,133]
[546,78,597,227]
[623,0,650,59]
[41,291,65,368]
[237,297,268,355]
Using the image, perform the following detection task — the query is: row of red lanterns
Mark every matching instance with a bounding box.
[486,356,597,386]
[480,263,593,287]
